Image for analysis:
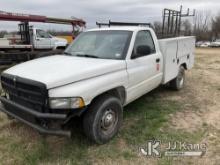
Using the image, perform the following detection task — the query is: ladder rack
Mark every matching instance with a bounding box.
[96,20,151,28]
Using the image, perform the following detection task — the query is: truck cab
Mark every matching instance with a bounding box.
[30,27,68,50]
[0,27,68,50]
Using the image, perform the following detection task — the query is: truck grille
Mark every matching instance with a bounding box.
[1,73,48,112]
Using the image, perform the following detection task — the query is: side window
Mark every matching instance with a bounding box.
[36,30,51,38]
[132,30,156,58]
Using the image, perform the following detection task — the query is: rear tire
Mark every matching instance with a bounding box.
[169,66,185,90]
[83,95,123,144]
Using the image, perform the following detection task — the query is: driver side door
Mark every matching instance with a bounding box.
[34,29,52,49]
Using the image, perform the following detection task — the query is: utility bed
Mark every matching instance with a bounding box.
[159,36,195,84]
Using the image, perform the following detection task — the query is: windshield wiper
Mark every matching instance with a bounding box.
[63,52,72,55]
[76,54,99,58]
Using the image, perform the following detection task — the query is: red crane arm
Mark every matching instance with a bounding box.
[0,10,86,27]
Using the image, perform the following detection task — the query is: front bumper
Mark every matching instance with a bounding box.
[0,96,71,137]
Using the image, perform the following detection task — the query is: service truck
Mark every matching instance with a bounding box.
[0,25,195,144]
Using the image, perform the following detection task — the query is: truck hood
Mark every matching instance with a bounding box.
[4,55,126,89]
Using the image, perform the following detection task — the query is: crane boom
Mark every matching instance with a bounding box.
[0,10,86,27]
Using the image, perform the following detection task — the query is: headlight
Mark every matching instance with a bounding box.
[49,97,85,109]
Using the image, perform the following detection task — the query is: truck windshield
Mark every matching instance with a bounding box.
[64,30,132,60]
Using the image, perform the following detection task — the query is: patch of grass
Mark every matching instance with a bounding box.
[0,135,50,165]
[161,127,205,143]
[56,135,92,165]
[0,134,92,165]
[121,95,180,145]
[23,139,50,165]
[122,150,136,160]
[157,157,174,165]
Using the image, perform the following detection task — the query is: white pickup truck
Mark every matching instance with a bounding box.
[0,26,195,144]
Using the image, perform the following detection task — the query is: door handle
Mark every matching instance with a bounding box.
[156,58,160,63]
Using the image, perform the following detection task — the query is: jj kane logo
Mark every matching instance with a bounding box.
[140,140,206,157]
[140,140,161,157]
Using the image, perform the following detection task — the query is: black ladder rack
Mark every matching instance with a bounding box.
[96,20,152,28]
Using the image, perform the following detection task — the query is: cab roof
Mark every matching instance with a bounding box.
[87,26,152,32]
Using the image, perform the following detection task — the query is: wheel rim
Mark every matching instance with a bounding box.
[100,109,118,134]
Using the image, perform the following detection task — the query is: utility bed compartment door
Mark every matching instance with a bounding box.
[159,40,178,84]
[159,36,195,84]
[177,37,195,69]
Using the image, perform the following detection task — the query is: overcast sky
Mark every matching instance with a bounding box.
[1,0,220,31]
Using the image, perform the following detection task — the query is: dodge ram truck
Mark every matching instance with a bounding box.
[0,26,195,144]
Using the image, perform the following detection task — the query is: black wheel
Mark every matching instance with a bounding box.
[169,66,185,90]
[83,95,123,144]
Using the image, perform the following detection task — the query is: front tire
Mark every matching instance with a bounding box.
[83,95,123,144]
[169,66,185,90]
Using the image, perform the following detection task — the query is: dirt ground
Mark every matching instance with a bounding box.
[167,48,220,164]
[0,48,219,165]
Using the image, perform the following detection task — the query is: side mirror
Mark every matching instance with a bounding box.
[137,45,151,55]
[132,45,151,59]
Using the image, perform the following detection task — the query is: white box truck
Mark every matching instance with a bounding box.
[0,25,195,144]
